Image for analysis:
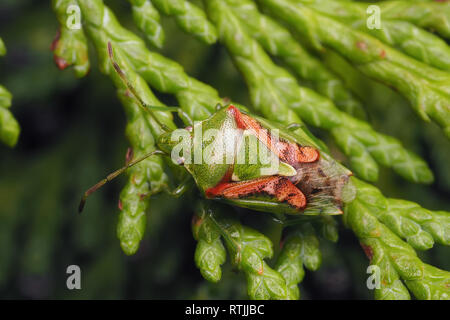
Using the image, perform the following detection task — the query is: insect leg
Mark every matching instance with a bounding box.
[165,176,195,198]
[177,109,194,127]
[108,42,178,132]
[286,123,303,131]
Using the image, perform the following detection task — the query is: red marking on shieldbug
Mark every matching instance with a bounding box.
[205,166,234,197]
[227,105,319,165]
[380,49,386,59]
[118,199,123,210]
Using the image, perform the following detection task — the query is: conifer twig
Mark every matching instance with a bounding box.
[151,0,218,44]
[51,0,90,77]
[52,2,176,254]
[258,0,450,139]
[0,38,20,147]
[228,0,367,119]
[193,201,290,300]
[275,223,322,299]
[298,0,450,71]
[378,0,450,39]
[127,0,165,48]
[345,178,450,300]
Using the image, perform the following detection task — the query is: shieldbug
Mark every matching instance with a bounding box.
[79,43,354,216]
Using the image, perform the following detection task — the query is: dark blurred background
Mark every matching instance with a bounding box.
[0,0,448,299]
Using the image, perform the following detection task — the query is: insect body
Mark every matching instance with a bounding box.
[157,105,352,215]
[158,105,322,212]
[79,43,354,215]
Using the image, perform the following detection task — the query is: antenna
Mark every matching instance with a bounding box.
[107,42,177,132]
[79,150,165,213]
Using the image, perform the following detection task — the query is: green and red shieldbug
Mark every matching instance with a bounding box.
[79,43,355,216]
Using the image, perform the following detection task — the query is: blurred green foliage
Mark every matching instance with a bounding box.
[0,0,448,299]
